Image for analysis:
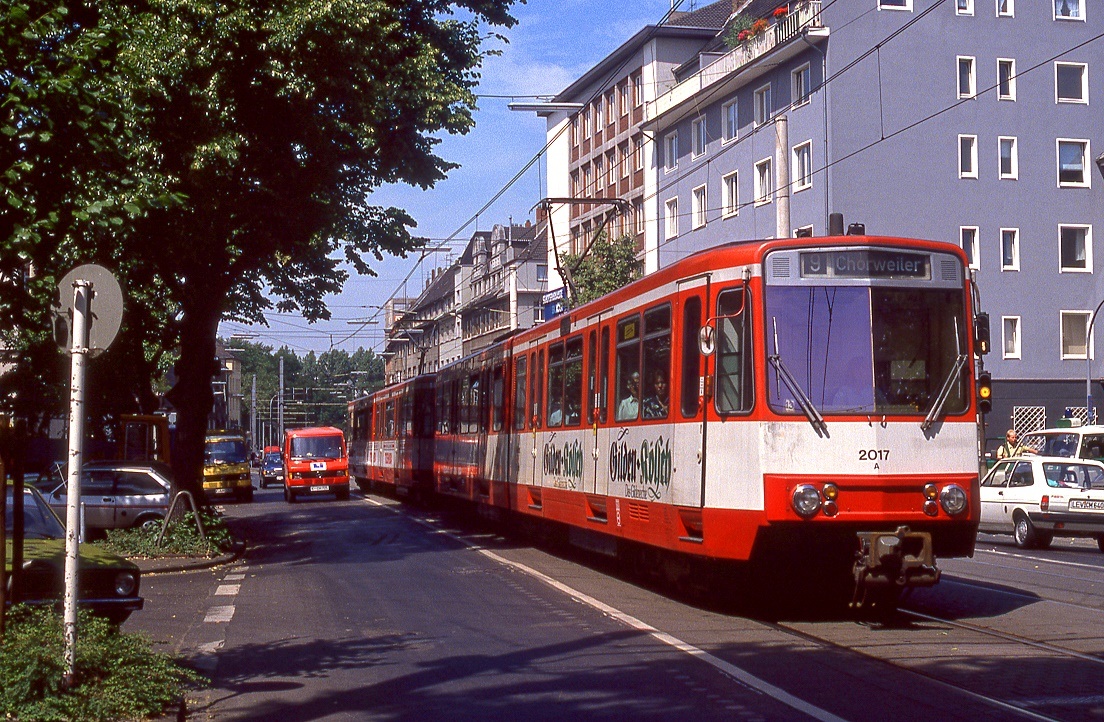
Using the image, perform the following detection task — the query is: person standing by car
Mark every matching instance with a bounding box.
[996,428,1030,459]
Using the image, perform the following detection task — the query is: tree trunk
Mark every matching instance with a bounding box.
[165,307,219,505]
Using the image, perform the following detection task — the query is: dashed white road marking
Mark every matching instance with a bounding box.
[204,605,235,623]
[214,584,240,596]
[224,573,245,581]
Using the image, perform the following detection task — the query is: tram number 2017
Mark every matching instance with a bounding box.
[859,449,890,461]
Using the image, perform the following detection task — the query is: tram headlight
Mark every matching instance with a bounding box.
[791,484,821,519]
[939,484,968,516]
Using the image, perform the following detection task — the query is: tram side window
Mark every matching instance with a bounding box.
[716,288,752,414]
[547,342,565,427]
[641,305,671,420]
[534,350,545,428]
[402,390,413,437]
[514,356,528,430]
[492,365,504,431]
[564,336,583,426]
[385,400,395,438]
[615,315,641,421]
[449,379,460,435]
[681,297,702,417]
[587,332,597,425]
[599,327,610,423]
[472,373,484,433]
[460,375,472,434]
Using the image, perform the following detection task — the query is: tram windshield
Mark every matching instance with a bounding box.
[765,286,967,416]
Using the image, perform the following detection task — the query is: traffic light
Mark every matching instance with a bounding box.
[974,312,991,355]
[977,370,992,415]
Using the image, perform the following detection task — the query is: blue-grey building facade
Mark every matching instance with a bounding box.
[647,0,1104,443]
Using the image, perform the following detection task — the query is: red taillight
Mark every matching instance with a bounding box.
[1041,495,1049,512]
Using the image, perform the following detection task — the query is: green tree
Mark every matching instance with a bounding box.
[562,233,640,307]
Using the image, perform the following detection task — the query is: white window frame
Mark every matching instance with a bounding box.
[722,100,738,143]
[957,0,974,16]
[1054,0,1084,21]
[879,0,912,10]
[1055,62,1088,104]
[1002,316,1021,359]
[959,134,978,179]
[1061,311,1092,360]
[633,74,644,108]
[595,98,604,130]
[691,184,707,229]
[1057,138,1090,188]
[957,56,976,98]
[722,171,739,217]
[792,141,813,191]
[620,143,630,179]
[664,131,678,172]
[665,197,679,239]
[691,116,707,158]
[754,158,773,205]
[633,135,643,172]
[996,0,1014,16]
[594,157,604,191]
[961,226,980,270]
[753,84,772,127]
[997,58,1016,100]
[792,64,812,107]
[1059,224,1092,272]
[999,136,1018,180]
[1001,227,1020,271]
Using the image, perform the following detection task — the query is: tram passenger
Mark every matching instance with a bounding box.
[616,372,641,421]
[643,370,670,419]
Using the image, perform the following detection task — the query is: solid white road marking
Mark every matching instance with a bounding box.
[204,605,235,623]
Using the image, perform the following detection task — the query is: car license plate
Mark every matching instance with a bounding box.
[1069,499,1104,511]
[312,485,330,492]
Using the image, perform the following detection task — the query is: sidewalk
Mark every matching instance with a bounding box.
[131,539,246,575]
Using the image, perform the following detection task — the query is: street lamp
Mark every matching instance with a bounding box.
[1085,152,1104,421]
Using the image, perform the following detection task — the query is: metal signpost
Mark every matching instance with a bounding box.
[56,264,122,685]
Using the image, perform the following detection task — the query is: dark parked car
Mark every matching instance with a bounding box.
[260,450,284,488]
[5,486,144,624]
[46,460,174,532]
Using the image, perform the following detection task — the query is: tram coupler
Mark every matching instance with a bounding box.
[852,526,940,596]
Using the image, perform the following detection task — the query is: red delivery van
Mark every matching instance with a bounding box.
[283,427,350,502]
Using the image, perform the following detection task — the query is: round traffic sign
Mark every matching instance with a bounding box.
[57,264,123,356]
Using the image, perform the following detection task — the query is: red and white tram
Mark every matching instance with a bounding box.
[350,234,984,596]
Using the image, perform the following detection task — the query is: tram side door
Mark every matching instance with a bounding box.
[673,277,710,508]
[586,318,611,496]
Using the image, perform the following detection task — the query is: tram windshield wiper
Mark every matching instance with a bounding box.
[921,354,968,432]
[770,318,828,437]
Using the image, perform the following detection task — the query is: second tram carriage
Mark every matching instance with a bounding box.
[348,234,984,597]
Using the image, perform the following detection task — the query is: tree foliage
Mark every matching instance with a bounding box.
[562,233,641,307]
[0,0,517,497]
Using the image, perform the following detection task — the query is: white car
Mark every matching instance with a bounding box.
[980,456,1104,551]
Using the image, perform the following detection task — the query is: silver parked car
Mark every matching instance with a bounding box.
[47,460,174,532]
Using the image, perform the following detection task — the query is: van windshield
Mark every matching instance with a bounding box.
[205,439,248,464]
[290,436,344,460]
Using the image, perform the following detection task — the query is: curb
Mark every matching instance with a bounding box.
[132,539,246,575]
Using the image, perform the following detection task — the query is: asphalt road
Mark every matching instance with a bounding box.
[125,486,1104,721]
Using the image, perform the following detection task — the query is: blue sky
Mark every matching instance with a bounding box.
[220,0,680,355]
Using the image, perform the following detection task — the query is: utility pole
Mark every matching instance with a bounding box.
[775,115,791,239]
[250,374,257,451]
[278,356,285,444]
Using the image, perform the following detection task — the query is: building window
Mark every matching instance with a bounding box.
[583,105,591,137]
[606,151,616,186]
[537,264,548,282]
[1001,228,1020,270]
[583,165,592,195]
[594,157,604,191]
[754,84,771,126]
[664,131,678,172]
[633,135,643,172]
[754,158,773,205]
[571,116,579,146]
[692,116,707,158]
[999,136,1018,179]
[620,143,630,179]
[961,226,979,269]
[632,198,643,234]
[792,141,813,191]
[1056,62,1088,103]
[1057,139,1090,186]
[879,0,912,9]
[957,0,973,16]
[1002,316,1021,359]
[997,0,1014,16]
[998,58,1016,100]
[1062,311,1090,359]
[958,56,976,98]
[792,64,811,106]
[1054,0,1083,20]
[606,91,616,126]
[692,185,707,229]
[665,198,678,239]
[571,171,579,197]
[633,74,643,107]
[959,134,978,178]
[1059,224,1091,271]
[722,171,739,217]
[722,100,738,142]
[619,83,628,116]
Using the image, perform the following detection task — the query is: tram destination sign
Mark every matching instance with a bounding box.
[800,250,930,280]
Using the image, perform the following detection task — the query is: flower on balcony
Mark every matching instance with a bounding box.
[751,18,770,33]
[773,6,789,18]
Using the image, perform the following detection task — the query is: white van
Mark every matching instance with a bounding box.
[1020,422,1104,461]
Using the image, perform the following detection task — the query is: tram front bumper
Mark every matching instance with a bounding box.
[853,526,940,590]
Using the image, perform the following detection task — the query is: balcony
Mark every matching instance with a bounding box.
[647,1,825,125]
